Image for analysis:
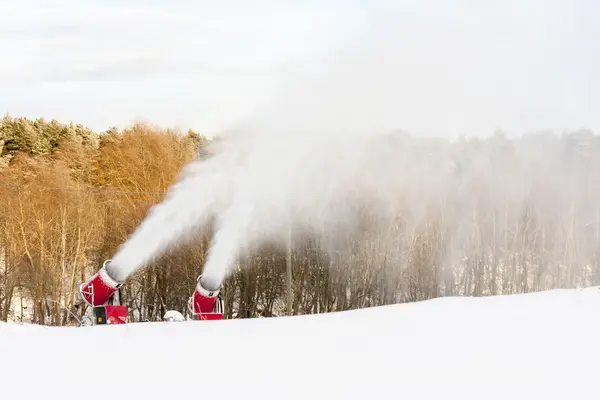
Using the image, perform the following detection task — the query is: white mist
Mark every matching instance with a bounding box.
[106,2,599,290]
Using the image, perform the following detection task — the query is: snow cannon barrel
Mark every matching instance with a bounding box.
[79,260,122,307]
[191,275,223,320]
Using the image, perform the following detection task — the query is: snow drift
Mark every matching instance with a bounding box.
[2,287,600,400]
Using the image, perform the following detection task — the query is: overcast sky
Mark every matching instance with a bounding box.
[1,0,599,138]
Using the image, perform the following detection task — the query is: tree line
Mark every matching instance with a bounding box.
[1,113,599,325]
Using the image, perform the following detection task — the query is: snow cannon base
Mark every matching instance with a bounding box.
[92,305,129,325]
[194,311,223,321]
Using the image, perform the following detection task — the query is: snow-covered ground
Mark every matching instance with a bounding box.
[2,287,600,400]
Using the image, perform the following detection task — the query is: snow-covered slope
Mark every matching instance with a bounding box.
[2,288,600,400]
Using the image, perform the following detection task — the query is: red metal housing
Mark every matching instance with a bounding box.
[93,305,129,325]
[190,277,224,320]
[80,261,121,307]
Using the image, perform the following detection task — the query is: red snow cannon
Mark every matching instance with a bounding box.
[189,275,224,321]
[78,260,129,326]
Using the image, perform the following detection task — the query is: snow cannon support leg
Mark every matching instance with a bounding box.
[79,260,123,307]
[189,275,223,321]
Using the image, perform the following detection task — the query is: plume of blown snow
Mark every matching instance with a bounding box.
[108,2,600,289]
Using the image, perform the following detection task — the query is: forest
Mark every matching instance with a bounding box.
[1,113,599,325]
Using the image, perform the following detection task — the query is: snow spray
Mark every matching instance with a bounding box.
[106,3,600,289]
